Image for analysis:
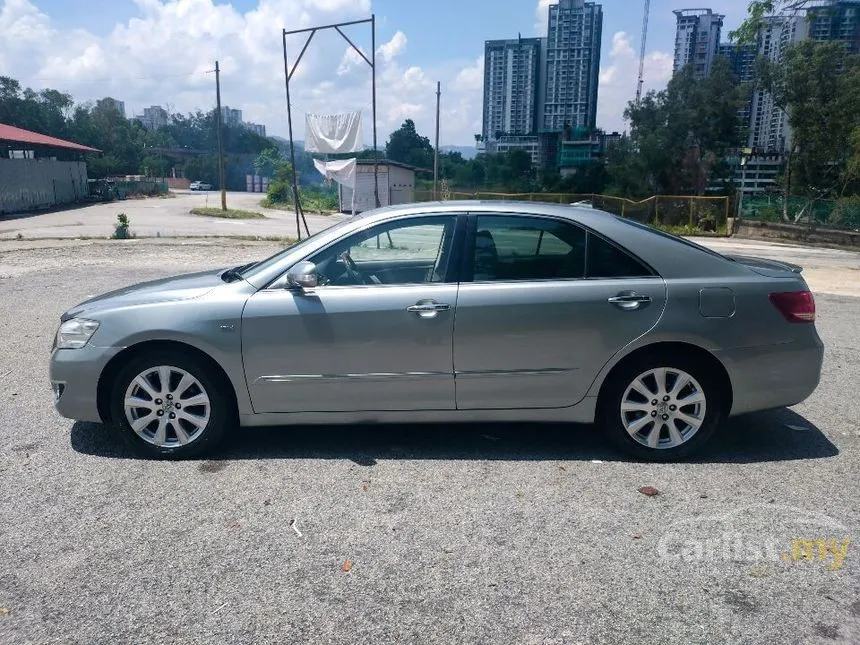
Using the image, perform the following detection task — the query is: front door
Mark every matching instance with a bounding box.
[453,214,667,410]
[242,214,460,413]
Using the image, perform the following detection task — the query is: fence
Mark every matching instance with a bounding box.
[741,195,860,231]
[89,179,169,202]
[0,159,88,214]
[412,190,731,232]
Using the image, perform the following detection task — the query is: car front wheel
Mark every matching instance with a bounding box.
[599,354,725,461]
[109,351,232,459]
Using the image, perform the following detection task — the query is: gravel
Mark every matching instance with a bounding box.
[0,240,858,645]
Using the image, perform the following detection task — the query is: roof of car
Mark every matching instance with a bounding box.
[361,200,608,225]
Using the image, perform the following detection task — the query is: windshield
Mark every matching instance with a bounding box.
[238,218,357,278]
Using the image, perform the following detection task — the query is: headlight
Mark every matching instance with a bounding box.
[55,318,100,349]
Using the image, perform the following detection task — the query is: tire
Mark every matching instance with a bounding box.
[598,353,726,462]
[109,350,233,459]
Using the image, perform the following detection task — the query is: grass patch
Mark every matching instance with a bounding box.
[190,207,266,220]
[260,198,339,215]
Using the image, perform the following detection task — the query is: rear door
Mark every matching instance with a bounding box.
[453,213,667,410]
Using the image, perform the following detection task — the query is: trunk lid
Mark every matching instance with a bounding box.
[725,254,803,278]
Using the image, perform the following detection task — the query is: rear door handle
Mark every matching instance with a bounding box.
[407,301,451,318]
[608,293,652,310]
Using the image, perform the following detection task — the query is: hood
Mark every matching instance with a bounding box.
[725,254,803,278]
[61,269,228,321]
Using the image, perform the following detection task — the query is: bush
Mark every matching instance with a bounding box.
[828,197,860,230]
[264,182,339,213]
[267,179,292,204]
[112,213,134,239]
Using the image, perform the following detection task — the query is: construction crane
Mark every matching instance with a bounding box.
[635,0,651,104]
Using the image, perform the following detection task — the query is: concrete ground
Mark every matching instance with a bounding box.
[0,239,858,644]
[0,190,343,241]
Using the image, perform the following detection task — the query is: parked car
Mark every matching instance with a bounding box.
[189,181,212,191]
[49,201,823,460]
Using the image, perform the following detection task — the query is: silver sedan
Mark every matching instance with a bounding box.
[49,201,824,460]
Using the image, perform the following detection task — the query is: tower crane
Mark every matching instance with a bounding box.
[635,0,651,104]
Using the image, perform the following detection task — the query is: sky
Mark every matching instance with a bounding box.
[0,0,753,146]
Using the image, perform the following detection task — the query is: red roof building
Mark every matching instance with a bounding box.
[0,123,99,152]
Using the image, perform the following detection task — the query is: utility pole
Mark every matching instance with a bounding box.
[434,81,441,200]
[214,60,227,211]
[371,14,380,208]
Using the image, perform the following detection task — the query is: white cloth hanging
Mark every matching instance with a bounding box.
[305,112,363,154]
[313,158,356,187]
[313,158,357,214]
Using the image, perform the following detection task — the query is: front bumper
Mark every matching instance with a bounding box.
[49,345,122,423]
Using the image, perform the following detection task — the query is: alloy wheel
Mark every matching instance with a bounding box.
[620,367,707,450]
[123,365,211,448]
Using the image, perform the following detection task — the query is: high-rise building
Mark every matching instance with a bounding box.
[748,15,808,152]
[718,41,757,145]
[244,122,266,137]
[220,106,243,126]
[673,9,725,78]
[717,42,757,84]
[99,97,126,118]
[482,37,543,141]
[543,0,603,131]
[807,0,860,53]
[134,105,170,131]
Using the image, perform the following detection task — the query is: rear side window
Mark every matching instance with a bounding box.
[586,233,653,279]
[472,215,586,281]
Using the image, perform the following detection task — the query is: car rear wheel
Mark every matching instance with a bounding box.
[109,351,232,459]
[598,354,725,461]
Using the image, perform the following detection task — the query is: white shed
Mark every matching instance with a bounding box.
[339,159,416,214]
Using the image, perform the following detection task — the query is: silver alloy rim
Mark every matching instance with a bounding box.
[123,365,211,448]
[620,367,707,450]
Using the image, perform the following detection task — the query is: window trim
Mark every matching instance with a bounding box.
[462,211,659,284]
[265,213,466,291]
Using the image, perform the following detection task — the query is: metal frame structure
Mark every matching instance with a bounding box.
[282,16,379,239]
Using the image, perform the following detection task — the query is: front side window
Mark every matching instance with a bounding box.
[471,215,586,281]
[310,215,457,286]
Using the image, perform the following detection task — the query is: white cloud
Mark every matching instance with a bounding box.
[377,30,406,62]
[534,0,552,35]
[0,0,486,145]
[597,31,673,133]
[451,55,483,92]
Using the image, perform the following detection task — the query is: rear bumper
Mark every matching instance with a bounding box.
[49,346,120,423]
[716,336,824,416]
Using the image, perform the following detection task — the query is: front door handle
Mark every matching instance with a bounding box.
[608,293,652,311]
[407,301,451,319]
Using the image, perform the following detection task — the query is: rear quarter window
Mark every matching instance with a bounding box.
[586,233,654,279]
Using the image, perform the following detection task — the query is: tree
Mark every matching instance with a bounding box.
[731,1,816,44]
[620,60,744,197]
[385,119,433,169]
[757,41,860,203]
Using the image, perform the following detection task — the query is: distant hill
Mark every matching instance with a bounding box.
[441,145,478,160]
[270,137,477,160]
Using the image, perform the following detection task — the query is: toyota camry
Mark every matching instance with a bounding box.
[50,201,823,460]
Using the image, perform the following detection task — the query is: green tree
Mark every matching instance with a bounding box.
[385,119,433,169]
[731,2,817,44]
[757,41,860,203]
[619,59,744,197]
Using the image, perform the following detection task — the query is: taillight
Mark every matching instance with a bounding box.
[769,291,815,323]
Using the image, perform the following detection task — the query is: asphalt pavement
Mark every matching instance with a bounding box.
[0,239,858,645]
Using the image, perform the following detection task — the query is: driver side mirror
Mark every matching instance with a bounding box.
[286,261,319,290]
